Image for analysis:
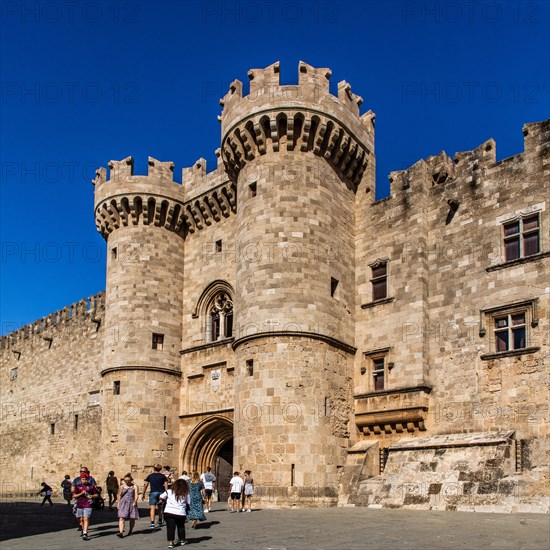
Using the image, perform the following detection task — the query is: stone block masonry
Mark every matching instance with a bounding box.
[1,62,548,512]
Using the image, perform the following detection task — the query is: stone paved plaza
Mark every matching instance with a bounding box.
[0,501,548,550]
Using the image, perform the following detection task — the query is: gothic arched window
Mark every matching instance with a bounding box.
[206,291,234,343]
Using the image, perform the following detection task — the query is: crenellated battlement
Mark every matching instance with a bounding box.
[0,292,105,350]
[220,61,375,187]
[181,150,228,199]
[388,118,550,196]
[180,153,236,233]
[92,156,179,188]
[93,155,237,239]
[93,156,187,240]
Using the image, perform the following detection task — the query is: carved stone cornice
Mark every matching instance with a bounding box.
[95,192,187,239]
[183,181,236,234]
[221,109,370,187]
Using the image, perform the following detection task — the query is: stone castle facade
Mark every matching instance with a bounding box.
[1,62,548,512]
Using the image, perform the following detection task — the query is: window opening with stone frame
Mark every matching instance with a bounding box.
[152,333,164,350]
[206,291,234,343]
[503,213,540,261]
[373,356,386,391]
[362,349,391,392]
[371,260,388,301]
[246,359,254,376]
[494,310,527,352]
[479,300,539,358]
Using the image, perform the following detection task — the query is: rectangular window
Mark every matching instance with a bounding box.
[503,214,540,261]
[480,300,539,360]
[113,381,120,395]
[50,423,55,435]
[246,359,254,376]
[362,348,391,392]
[249,181,257,197]
[111,246,118,261]
[152,333,164,350]
[10,368,17,380]
[74,414,79,431]
[373,357,385,391]
[371,262,388,301]
[215,240,222,252]
[494,312,526,352]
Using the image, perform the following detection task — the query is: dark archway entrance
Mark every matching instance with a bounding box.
[215,438,233,502]
[181,416,233,501]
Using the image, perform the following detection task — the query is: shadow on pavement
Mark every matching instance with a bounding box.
[0,501,143,542]
[194,520,220,529]
[186,536,213,544]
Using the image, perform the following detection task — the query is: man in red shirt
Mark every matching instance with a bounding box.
[73,473,98,540]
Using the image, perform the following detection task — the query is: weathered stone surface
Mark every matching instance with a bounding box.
[1,62,548,513]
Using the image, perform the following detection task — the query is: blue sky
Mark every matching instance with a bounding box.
[1,0,549,335]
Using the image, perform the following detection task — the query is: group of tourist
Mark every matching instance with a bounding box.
[39,463,255,547]
[229,470,254,513]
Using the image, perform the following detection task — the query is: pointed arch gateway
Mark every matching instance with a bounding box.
[182,415,234,499]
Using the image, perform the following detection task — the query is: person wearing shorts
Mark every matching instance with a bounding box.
[71,467,96,533]
[229,471,244,513]
[142,463,168,529]
[243,470,254,512]
[200,466,216,512]
[73,473,98,540]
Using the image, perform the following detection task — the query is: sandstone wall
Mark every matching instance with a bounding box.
[0,295,105,497]
[348,119,549,511]
[232,336,353,507]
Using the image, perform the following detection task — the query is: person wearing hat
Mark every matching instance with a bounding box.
[72,467,97,488]
[73,472,99,540]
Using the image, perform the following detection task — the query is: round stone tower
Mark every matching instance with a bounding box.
[93,156,186,475]
[220,61,374,506]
